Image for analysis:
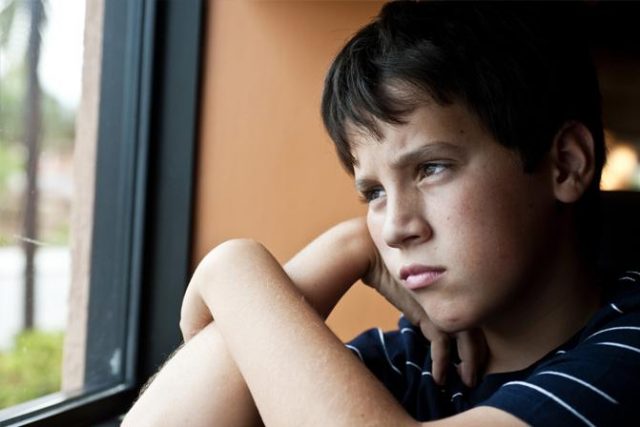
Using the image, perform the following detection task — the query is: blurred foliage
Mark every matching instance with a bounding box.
[0,65,76,148]
[43,220,70,246]
[0,143,21,196]
[0,18,76,247]
[0,330,64,409]
[0,141,22,246]
[0,63,76,206]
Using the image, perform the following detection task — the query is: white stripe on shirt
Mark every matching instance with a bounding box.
[536,371,618,404]
[450,392,463,402]
[595,341,640,355]
[345,344,364,362]
[502,381,596,427]
[405,360,422,371]
[377,328,402,375]
[610,303,624,314]
[400,327,416,335]
[586,326,640,341]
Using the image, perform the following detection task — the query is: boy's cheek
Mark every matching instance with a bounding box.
[366,213,387,256]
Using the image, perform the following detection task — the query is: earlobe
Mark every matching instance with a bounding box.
[551,121,595,203]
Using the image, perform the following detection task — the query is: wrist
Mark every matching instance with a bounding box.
[334,217,375,270]
[283,218,375,317]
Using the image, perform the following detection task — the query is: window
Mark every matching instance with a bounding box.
[0,0,203,425]
[0,0,84,410]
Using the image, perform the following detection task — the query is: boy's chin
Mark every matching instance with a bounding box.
[428,312,478,335]
[413,298,477,334]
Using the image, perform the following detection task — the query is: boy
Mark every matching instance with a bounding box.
[124,1,640,425]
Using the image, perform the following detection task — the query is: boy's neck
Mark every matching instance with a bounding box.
[481,246,602,376]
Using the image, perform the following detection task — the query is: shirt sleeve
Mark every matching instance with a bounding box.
[480,310,640,427]
[345,324,412,402]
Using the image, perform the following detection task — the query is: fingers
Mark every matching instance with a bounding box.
[415,317,450,385]
[428,332,450,386]
[370,266,453,386]
[455,329,487,388]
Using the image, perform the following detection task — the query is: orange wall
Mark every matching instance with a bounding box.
[193,1,399,340]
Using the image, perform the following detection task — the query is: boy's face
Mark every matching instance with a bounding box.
[352,101,560,333]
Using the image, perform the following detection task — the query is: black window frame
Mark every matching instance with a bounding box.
[0,0,203,425]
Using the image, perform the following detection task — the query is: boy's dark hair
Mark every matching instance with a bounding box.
[321,0,606,261]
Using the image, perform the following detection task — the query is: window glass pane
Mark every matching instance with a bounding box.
[0,0,98,411]
[0,0,200,422]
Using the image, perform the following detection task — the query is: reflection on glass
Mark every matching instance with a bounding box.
[0,0,84,409]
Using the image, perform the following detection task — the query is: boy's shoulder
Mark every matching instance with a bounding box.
[481,270,640,426]
[596,270,640,315]
[346,270,640,423]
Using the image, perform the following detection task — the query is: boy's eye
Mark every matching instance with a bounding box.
[419,162,449,178]
[360,187,385,203]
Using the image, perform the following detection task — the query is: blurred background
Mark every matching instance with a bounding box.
[0,0,84,408]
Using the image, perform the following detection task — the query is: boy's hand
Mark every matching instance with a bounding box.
[362,241,487,388]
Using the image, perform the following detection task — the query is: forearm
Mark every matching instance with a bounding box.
[198,239,419,427]
[127,238,515,426]
[282,217,373,317]
[125,218,373,425]
[122,322,261,427]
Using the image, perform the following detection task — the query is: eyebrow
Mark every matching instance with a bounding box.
[354,141,464,191]
[389,141,464,170]
[354,178,378,193]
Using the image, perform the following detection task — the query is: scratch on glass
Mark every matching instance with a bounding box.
[12,234,51,247]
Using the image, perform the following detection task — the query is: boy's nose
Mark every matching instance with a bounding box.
[382,193,432,249]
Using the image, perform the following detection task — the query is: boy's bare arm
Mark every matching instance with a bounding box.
[178,218,371,343]
[187,238,522,426]
[180,218,466,384]
[122,323,260,427]
[123,219,378,426]
[123,219,481,425]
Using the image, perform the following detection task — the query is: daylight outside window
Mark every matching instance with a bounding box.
[0,0,203,423]
[0,0,106,415]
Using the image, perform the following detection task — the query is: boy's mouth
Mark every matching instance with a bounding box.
[399,265,446,290]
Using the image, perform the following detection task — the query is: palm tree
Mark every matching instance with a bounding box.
[0,0,47,330]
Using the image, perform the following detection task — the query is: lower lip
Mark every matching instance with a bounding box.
[403,271,445,290]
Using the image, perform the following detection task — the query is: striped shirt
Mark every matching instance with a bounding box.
[345,271,640,426]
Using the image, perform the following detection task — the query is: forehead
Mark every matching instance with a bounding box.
[349,101,496,173]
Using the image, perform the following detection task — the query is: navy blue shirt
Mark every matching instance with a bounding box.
[346,271,640,426]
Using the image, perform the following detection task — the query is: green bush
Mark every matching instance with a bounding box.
[0,330,64,409]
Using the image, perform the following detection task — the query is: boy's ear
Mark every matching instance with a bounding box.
[550,121,595,203]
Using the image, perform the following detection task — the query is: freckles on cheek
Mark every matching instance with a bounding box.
[449,188,509,265]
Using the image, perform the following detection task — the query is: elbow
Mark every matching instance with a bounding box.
[197,238,271,274]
